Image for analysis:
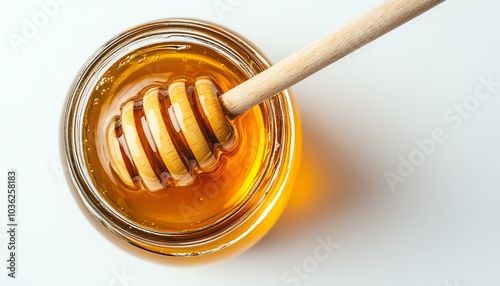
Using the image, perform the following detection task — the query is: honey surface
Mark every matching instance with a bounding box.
[83,42,269,232]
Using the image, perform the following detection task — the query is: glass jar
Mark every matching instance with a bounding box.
[63,19,301,263]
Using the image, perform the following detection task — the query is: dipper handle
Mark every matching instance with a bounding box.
[221,0,445,118]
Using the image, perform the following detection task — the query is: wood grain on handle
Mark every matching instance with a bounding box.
[221,0,445,118]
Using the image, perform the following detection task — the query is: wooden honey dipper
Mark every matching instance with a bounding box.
[107,0,445,191]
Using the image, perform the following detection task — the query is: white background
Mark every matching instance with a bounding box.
[1,0,500,285]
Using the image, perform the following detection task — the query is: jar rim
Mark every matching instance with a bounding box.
[63,18,297,257]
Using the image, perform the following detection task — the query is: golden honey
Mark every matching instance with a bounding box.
[84,42,269,232]
[64,19,301,263]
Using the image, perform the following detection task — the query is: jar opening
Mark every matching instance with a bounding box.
[64,19,296,257]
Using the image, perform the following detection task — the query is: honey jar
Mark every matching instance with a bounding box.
[64,19,301,263]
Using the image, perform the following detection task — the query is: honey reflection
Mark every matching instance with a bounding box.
[250,116,361,252]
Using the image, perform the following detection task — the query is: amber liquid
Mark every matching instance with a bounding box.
[83,42,270,233]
